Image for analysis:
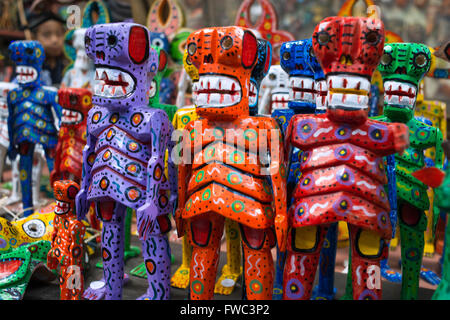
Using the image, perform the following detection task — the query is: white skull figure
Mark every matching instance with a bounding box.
[258,65,290,114]
[61,28,95,89]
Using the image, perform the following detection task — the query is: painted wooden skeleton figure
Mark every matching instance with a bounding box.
[175,26,287,300]
[76,22,177,300]
[282,16,410,300]
[47,180,86,300]
[7,41,62,217]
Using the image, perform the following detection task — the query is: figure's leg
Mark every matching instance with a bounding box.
[398,202,426,300]
[282,225,329,300]
[7,155,21,205]
[312,222,338,300]
[18,142,34,217]
[433,214,450,299]
[380,240,402,283]
[170,230,192,288]
[31,145,44,207]
[188,213,225,300]
[98,201,126,300]
[348,224,385,300]
[60,264,84,300]
[272,244,286,300]
[424,189,435,257]
[137,215,171,300]
[215,219,242,295]
[0,145,6,181]
[240,225,274,300]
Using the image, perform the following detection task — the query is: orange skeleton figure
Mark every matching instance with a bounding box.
[47,180,86,300]
[175,26,287,300]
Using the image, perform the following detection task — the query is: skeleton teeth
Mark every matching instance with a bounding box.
[94,68,135,98]
[327,75,371,92]
[193,75,242,107]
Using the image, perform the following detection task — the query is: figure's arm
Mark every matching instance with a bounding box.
[136,110,169,240]
[68,219,86,266]
[258,87,272,115]
[433,128,444,170]
[50,130,64,185]
[46,87,63,127]
[267,118,288,252]
[167,121,178,214]
[284,118,295,201]
[6,90,17,160]
[385,154,398,239]
[75,131,96,221]
[174,121,193,238]
[47,222,60,270]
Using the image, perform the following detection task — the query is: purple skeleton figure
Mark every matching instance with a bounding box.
[75,22,177,300]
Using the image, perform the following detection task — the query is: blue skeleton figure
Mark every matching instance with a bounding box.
[76,22,177,300]
[249,39,272,116]
[7,41,62,217]
[272,38,329,299]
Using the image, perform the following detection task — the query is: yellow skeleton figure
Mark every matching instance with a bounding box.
[414,79,447,257]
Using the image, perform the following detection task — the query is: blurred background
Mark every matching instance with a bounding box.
[0,0,449,125]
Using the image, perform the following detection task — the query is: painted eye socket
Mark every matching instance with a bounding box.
[365,31,380,45]
[25,48,34,55]
[85,35,92,47]
[317,32,330,45]
[152,38,164,49]
[22,219,46,238]
[414,53,428,67]
[380,53,392,66]
[268,73,276,81]
[220,36,233,50]
[187,42,197,55]
[107,35,118,47]
[70,94,78,106]
[282,51,290,61]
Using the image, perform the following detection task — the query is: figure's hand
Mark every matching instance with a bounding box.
[275,212,288,252]
[169,195,178,217]
[392,123,409,155]
[136,201,159,239]
[46,251,58,270]
[174,208,185,238]
[75,189,89,221]
[7,146,17,161]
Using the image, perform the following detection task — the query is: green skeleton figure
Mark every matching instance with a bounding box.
[374,42,444,300]
[148,46,178,122]
[130,46,177,279]
[433,142,450,300]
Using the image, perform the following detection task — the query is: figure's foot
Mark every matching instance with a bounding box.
[214,264,242,295]
[381,264,402,283]
[390,236,399,250]
[420,266,441,285]
[82,274,130,300]
[130,263,148,279]
[136,287,169,300]
[432,280,450,300]
[124,245,141,261]
[423,242,435,258]
[272,285,283,300]
[170,265,190,289]
[312,285,336,300]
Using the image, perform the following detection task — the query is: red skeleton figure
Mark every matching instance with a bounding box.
[282,16,409,300]
[47,180,86,300]
[175,26,287,300]
[50,88,92,185]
